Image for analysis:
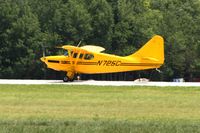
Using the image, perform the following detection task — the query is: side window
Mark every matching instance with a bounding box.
[79,53,84,59]
[84,54,94,60]
[73,53,78,58]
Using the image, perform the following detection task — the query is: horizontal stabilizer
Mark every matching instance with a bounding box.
[141,57,159,62]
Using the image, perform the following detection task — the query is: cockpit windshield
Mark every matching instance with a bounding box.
[64,50,68,56]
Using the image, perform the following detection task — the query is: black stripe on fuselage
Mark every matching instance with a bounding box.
[120,63,161,66]
[77,62,97,65]
[48,60,59,63]
[61,61,71,64]
[60,61,161,66]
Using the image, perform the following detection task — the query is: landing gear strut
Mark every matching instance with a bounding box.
[63,76,74,82]
[63,71,75,82]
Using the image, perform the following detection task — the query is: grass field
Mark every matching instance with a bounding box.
[0,85,200,132]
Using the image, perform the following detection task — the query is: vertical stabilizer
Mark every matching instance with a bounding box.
[129,35,164,63]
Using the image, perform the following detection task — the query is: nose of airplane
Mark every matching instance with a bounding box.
[40,57,46,62]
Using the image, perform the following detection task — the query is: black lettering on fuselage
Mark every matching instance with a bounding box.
[97,60,121,66]
[116,61,121,66]
[111,61,116,66]
[106,61,112,66]
[97,60,103,65]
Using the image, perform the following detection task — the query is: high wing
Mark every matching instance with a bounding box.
[61,45,105,53]
[80,45,105,53]
[61,45,80,51]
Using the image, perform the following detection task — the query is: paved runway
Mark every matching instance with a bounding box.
[0,79,200,87]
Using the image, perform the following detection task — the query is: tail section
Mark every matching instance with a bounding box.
[129,35,164,64]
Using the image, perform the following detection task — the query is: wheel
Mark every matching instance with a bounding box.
[63,76,69,82]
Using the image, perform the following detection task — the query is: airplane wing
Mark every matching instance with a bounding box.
[61,45,78,50]
[61,45,105,53]
[80,45,105,53]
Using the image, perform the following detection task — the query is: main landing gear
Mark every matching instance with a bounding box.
[63,76,74,82]
[63,71,75,82]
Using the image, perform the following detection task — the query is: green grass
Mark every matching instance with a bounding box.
[0,85,200,132]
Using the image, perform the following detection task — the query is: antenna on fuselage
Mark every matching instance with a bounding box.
[77,40,82,47]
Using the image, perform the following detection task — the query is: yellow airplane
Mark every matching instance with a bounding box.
[40,35,164,82]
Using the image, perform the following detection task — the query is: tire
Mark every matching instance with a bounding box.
[63,76,69,82]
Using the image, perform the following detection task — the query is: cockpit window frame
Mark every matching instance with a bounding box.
[79,53,84,59]
[73,52,78,58]
[68,51,74,57]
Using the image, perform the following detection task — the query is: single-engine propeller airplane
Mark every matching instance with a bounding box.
[40,35,164,82]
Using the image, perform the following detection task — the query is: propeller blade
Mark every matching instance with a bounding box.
[42,47,45,57]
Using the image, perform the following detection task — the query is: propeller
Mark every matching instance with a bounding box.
[42,45,45,58]
[40,44,46,62]
[41,44,47,79]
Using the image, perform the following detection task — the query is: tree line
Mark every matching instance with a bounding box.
[0,0,200,81]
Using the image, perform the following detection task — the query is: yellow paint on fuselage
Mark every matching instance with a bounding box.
[40,35,164,76]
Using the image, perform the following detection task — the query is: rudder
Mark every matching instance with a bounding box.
[129,35,164,63]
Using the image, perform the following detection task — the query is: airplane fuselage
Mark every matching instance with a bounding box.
[40,35,164,81]
[41,52,162,74]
